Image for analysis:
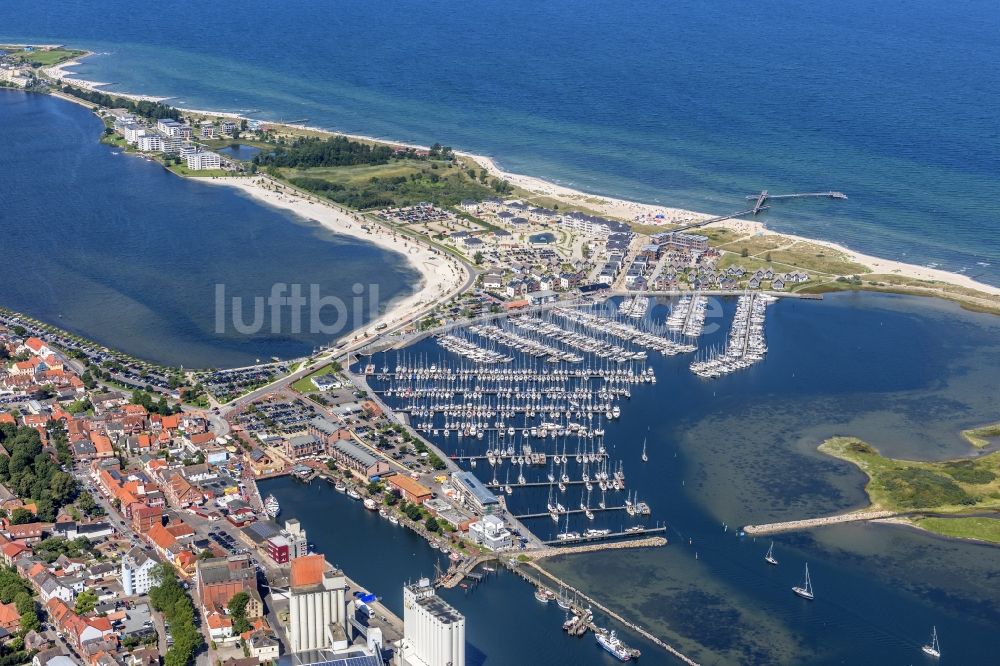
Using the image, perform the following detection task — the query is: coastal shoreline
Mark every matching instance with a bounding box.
[40,53,1000,304]
[196,176,469,340]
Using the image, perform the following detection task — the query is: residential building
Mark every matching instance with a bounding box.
[284,519,309,559]
[287,555,348,653]
[186,150,222,170]
[196,555,258,615]
[467,515,513,551]
[121,547,157,596]
[400,578,465,666]
[327,439,391,480]
[450,471,499,515]
[265,535,290,564]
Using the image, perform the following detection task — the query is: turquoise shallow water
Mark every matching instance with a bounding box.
[2,0,999,284]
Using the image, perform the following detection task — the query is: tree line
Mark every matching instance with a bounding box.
[61,85,182,120]
[254,135,394,168]
[0,423,78,522]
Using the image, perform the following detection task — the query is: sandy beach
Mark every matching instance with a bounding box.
[40,53,1000,304]
[197,177,470,339]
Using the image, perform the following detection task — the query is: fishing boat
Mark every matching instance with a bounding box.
[534,588,551,603]
[263,494,280,518]
[764,541,778,566]
[596,629,638,662]
[921,626,941,658]
[792,563,814,600]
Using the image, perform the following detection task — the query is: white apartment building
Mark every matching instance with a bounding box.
[401,578,465,666]
[137,134,163,152]
[186,150,222,170]
[467,515,513,551]
[121,547,158,596]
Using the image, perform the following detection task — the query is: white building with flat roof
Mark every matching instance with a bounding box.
[468,514,513,551]
[401,578,465,666]
[121,546,158,596]
[186,150,222,170]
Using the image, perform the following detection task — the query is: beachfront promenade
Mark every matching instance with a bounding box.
[743,509,897,536]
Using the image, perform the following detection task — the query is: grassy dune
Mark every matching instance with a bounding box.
[818,436,1000,514]
[914,517,1000,544]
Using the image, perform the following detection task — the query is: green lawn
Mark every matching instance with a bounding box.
[6,47,85,67]
[291,364,339,393]
[819,436,1000,514]
[915,517,1000,544]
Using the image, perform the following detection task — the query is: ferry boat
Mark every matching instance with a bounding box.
[764,541,778,566]
[921,626,941,659]
[596,629,638,662]
[792,563,814,600]
[263,494,280,518]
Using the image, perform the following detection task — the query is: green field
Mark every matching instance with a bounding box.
[819,436,1000,513]
[279,158,497,210]
[4,47,85,67]
[291,364,339,393]
[915,516,1000,544]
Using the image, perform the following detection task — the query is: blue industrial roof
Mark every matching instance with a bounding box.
[452,471,499,505]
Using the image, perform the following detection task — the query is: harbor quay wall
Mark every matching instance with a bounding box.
[743,509,897,535]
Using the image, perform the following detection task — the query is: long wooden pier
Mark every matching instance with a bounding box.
[752,189,769,215]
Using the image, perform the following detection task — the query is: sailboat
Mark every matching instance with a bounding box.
[792,563,814,600]
[764,541,778,566]
[921,626,941,659]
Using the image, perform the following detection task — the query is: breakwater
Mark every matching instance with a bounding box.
[743,509,897,535]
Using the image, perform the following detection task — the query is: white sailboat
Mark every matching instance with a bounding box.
[921,626,941,659]
[792,563,814,600]
[764,541,778,566]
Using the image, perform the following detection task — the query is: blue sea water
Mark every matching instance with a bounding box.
[0,90,417,368]
[3,0,999,283]
[363,293,1000,664]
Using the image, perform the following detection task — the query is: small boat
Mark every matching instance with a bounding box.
[347,489,361,500]
[764,541,778,566]
[921,626,941,659]
[363,498,377,510]
[334,483,346,493]
[792,563,814,600]
[534,588,550,603]
[640,436,648,463]
[388,515,399,525]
